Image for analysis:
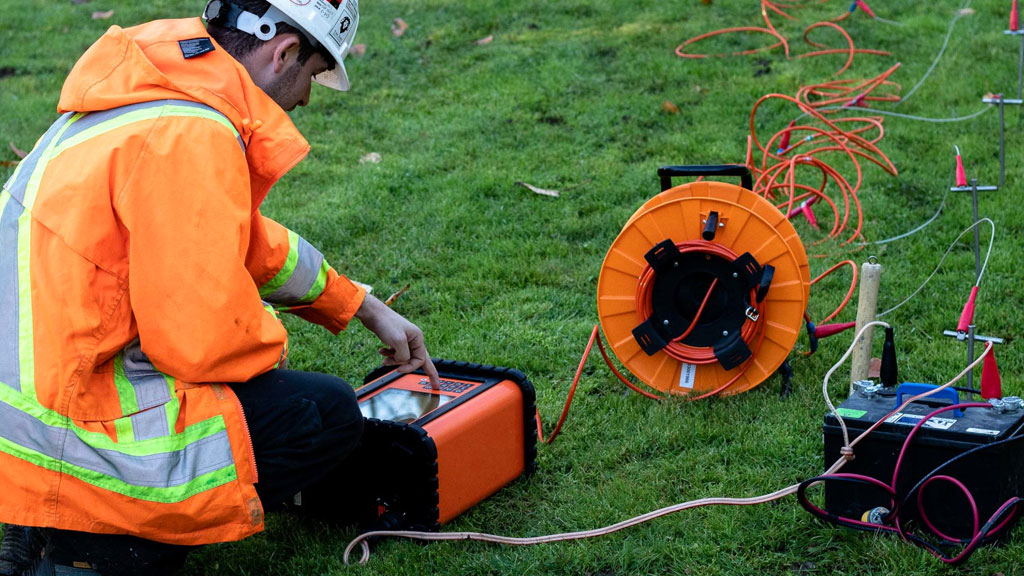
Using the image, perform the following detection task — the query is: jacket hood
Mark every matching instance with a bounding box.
[58,18,310,206]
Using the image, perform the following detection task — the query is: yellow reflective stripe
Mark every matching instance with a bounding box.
[111,352,140,442]
[0,381,228,457]
[112,352,140,415]
[3,157,27,192]
[0,433,238,504]
[262,303,284,369]
[15,115,83,401]
[16,214,34,400]
[259,230,301,297]
[0,192,10,392]
[22,113,82,211]
[52,106,240,155]
[115,416,135,443]
[299,258,330,302]
[113,350,181,441]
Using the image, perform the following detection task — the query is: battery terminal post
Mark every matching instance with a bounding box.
[990,396,1022,413]
[853,380,883,399]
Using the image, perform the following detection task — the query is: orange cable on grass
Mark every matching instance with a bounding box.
[675,26,789,59]
[535,325,599,445]
[535,324,666,445]
[675,8,901,357]
[809,259,858,323]
[674,0,900,254]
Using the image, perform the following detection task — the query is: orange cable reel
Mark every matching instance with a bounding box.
[596,166,810,397]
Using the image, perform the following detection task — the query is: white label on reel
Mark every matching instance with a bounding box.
[679,363,696,389]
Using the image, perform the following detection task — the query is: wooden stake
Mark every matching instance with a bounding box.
[850,260,882,394]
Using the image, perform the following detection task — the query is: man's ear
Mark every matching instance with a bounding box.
[238,33,303,92]
[270,34,303,75]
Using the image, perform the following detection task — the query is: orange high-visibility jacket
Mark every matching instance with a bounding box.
[0,19,366,545]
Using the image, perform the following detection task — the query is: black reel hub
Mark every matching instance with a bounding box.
[632,239,773,370]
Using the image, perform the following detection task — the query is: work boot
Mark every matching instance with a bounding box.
[0,525,44,576]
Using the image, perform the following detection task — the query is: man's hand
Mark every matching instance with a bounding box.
[355,294,440,388]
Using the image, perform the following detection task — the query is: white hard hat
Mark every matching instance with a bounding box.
[204,0,359,91]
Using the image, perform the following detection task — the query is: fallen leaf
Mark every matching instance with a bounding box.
[958,7,975,15]
[662,100,680,114]
[391,18,408,37]
[1,160,19,167]
[384,284,411,307]
[350,43,367,57]
[359,152,382,164]
[9,141,26,159]
[92,9,114,19]
[476,35,493,45]
[515,181,560,198]
[702,0,713,5]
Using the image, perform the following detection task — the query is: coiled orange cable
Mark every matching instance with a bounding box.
[633,241,764,365]
[676,1,900,259]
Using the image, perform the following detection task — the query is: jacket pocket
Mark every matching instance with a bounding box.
[69,339,175,427]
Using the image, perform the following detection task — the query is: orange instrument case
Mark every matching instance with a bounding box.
[348,360,537,532]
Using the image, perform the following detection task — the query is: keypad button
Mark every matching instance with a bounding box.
[420,379,474,393]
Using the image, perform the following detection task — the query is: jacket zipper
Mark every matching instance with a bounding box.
[231,390,258,484]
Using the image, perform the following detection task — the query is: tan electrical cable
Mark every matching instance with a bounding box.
[342,328,994,565]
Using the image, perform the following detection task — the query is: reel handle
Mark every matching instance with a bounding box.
[657,164,753,192]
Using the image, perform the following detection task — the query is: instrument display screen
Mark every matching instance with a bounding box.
[359,388,454,424]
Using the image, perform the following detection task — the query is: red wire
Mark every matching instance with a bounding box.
[809,259,857,323]
[806,402,1024,564]
[918,475,979,542]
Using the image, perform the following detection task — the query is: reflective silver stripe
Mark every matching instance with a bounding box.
[0,400,233,489]
[53,99,245,152]
[53,101,170,145]
[119,341,173,441]
[0,195,22,391]
[122,341,172,411]
[263,236,325,305]
[131,407,171,442]
[5,113,75,204]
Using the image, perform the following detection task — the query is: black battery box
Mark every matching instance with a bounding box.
[823,383,1024,538]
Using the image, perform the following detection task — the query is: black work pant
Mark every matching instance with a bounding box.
[45,369,364,575]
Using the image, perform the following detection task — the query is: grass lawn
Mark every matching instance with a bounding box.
[2,0,1024,573]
